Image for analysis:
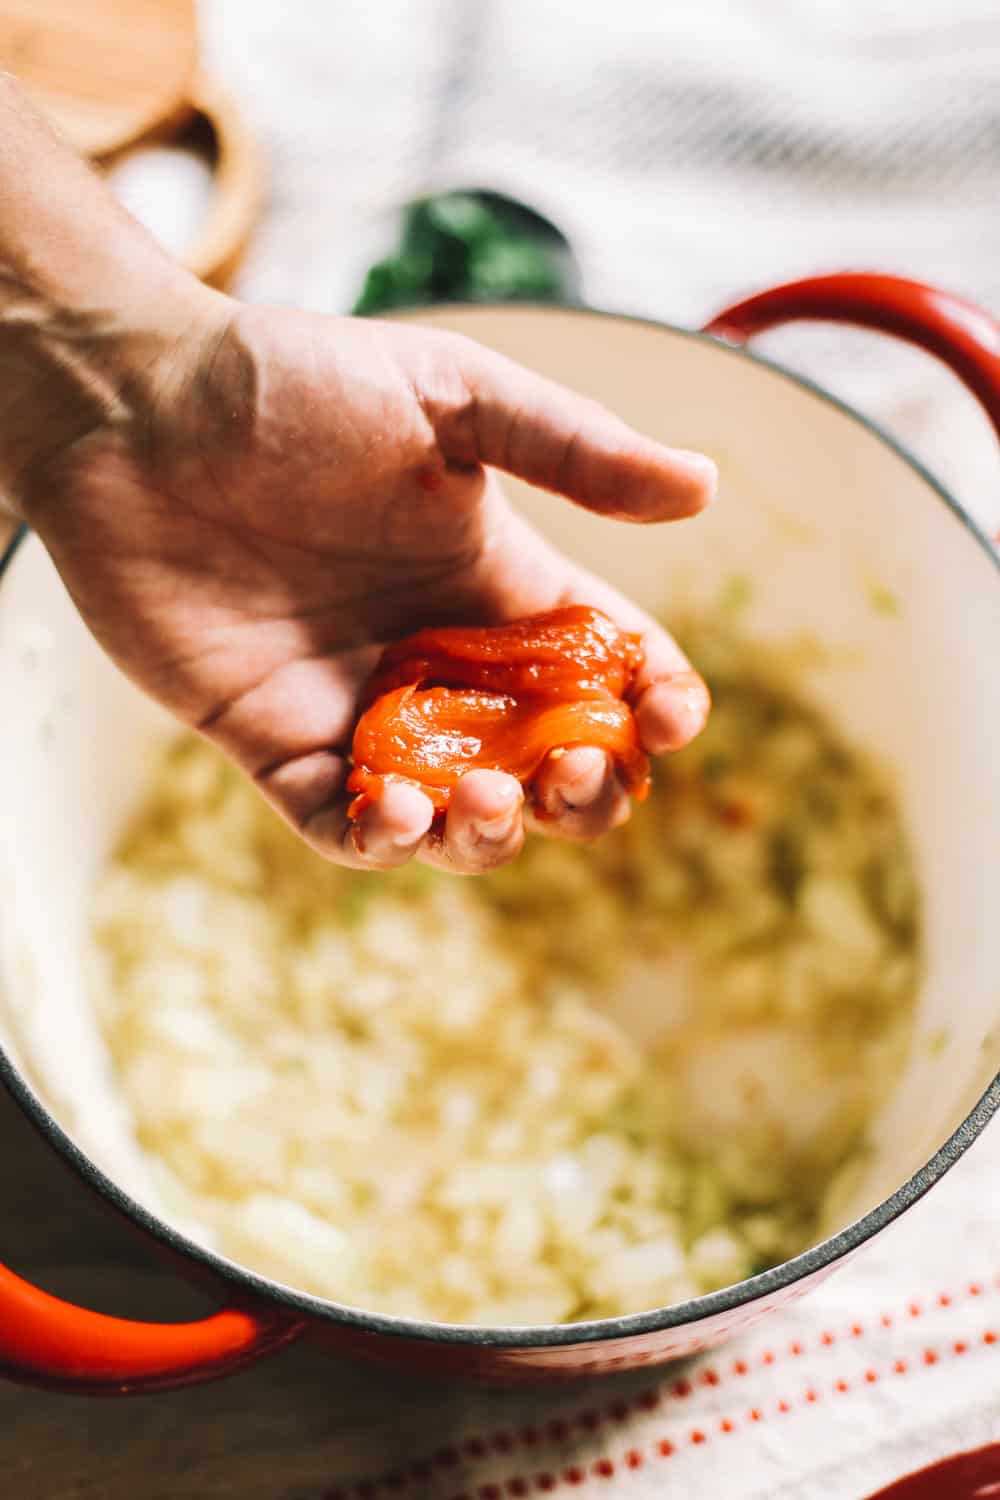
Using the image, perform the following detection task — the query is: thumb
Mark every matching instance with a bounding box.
[430,333,717,522]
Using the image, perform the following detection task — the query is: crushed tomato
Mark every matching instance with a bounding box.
[347,606,650,818]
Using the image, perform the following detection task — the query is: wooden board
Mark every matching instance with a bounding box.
[105,72,262,290]
[177,72,262,289]
[0,0,198,159]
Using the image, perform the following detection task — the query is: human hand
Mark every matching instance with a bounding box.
[19,291,715,873]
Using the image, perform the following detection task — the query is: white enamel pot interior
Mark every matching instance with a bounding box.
[0,293,999,1384]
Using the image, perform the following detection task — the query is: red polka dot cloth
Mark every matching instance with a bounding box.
[314,1128,1000,1500]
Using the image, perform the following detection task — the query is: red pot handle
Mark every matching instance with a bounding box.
[704,271,1000,445]
[0,1260,303,1394]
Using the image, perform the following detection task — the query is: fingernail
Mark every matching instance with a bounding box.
[473,812,517,843]
[675,670,711,729]
[555,750,607,808]
[676,451,718,502]
[389,829,423,852]
[473,795,522,842]
[638,673,710,753]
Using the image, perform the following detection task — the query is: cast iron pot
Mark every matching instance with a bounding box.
[1,272,998,1393]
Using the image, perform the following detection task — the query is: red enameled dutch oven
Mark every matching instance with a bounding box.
[1,272,999,1393]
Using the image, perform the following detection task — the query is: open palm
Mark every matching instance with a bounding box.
[29,300,715,873]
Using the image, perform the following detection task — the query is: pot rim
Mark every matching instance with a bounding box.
[1,300,998,1351]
